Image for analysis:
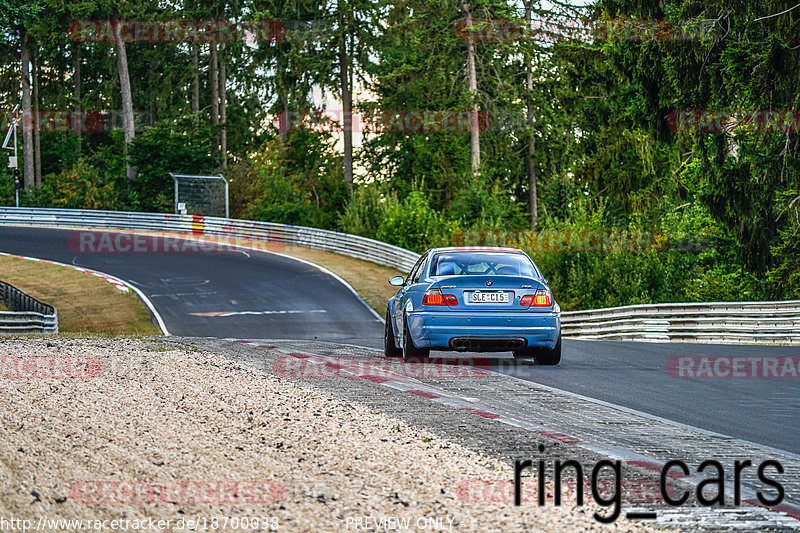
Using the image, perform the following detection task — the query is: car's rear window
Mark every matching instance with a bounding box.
[431,253,537,277]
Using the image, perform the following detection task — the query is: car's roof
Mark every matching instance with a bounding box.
[431,246,525,254]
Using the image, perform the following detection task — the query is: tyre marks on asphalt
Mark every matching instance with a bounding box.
[191,310,328,317]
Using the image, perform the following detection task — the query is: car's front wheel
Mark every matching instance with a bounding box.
[402,314,429,359]
[513,335,562,365]
[384,308,402,357]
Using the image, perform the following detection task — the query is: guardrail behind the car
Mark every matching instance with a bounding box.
[0,280,58,334]
[3,207,798,344]
[0,207,421,272]
[560,301,800,344]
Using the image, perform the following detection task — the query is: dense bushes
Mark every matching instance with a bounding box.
[237,135,349,229]
[376,191,455,253]
[339,183,391,238]
[128,120,217,213]
[39,160,120,210]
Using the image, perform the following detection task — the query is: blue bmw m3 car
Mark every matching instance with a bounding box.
[384,247,562,364]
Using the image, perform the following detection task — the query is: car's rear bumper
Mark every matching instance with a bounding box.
[407,310,560,350]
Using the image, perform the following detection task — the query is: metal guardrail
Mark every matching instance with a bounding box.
[1,207,799,344]
[0,280,58,334]
[0,207,421,272]
[561,301,800,344]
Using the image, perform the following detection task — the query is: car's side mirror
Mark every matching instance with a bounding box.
[389,276,405,286]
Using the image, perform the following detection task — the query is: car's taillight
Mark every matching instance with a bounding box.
[423,289,458,306]
[521,289,552,307]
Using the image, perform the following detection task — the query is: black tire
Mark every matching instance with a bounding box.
[536,335,562,366]
[513,335,562,365]
[402,314,430,359]
[384,308,403,357]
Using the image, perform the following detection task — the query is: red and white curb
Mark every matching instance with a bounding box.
[1,252,130,292]
[228,338,800,529]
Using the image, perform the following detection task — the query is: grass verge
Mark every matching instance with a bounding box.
[0,255,160,335]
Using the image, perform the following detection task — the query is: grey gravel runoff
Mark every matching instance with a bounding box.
[0,337,659,532]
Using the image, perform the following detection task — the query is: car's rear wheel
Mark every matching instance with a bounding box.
[403,314,429,359]
[384,308,402,357]
[513,335,562,365]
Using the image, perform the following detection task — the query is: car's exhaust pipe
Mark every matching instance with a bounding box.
[452,339,472,350]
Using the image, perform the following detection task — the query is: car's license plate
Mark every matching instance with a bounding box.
[471,291,509,303]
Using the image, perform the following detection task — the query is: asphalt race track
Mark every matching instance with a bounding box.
[2,225,799,456]
[0,226,384,345]
[493,341,800,455]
